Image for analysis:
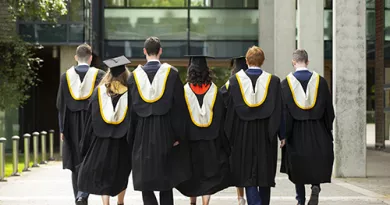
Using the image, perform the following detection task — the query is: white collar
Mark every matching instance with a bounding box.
[77,62,89,66]
[248,66,262,70]
[147,59,160,63]
[296,67,309,72]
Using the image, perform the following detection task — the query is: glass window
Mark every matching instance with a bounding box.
[69,0,84,21]
[106,0,126,7]
[105,9,188,40]
[366,0,375,9]
[386,10,390,40]
[105,40,188,58]
[192,0,257,8]
[189,9,258,40]
[36,24,67,42]
[387,0,390,8]
[324,10,332,40]
[69,24,84,42]
[367,10,375,40]
[190,40,257,57]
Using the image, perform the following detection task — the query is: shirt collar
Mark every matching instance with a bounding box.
[296,67,309,72]
[147,59,160,63]
[247,66,261,70]
[77,63,89,66]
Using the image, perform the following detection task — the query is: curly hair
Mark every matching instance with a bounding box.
[186,67,213,87]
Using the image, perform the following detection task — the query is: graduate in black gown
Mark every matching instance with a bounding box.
[221,46,282,205]
[56,44,106,205]
[78,56,132,205]
[176,55,231,205]
[221,56,248,205]
[127,37,191,205]
[280,49,335,205]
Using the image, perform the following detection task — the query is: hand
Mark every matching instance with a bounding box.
[280,139,286,148]
[173,141,180,146]
[60,133,64,141]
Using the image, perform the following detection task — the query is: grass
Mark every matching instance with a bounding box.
[4,154,39,177]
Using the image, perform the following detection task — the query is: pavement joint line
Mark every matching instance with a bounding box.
[333,180,390,204]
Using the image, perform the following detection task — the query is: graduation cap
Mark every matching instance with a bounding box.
[230,56,248,72]
[185,55,214,72]
[103,55,131,77]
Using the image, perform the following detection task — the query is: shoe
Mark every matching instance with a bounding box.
[76,198,88,205]
[238,198,246,205]
[308,186,320,205]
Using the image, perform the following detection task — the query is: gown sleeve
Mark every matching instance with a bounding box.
[268,78,282,142]
[56,74,66,134]
[220,83,229,108]
[171,75,188,141]
[79,100,95,159]
[322,79,335,139]
[127,88,138,147]
[221,86,235,147]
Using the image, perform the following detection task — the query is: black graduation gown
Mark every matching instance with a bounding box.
[127,67,191,192]
[176,88,231,197]
[280,76,335,185]
[56,69,105,171]
[78,90,132,196]
[221,73,282,188]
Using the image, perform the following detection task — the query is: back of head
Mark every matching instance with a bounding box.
[144,37,161,56]
[245,46,265,68]
[76,44,92,64]
[292,49,309,64]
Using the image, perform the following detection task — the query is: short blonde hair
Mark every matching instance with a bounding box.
[245,46,265,67]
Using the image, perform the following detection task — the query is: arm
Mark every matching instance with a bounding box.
[127,89,138,147]
[323,79,335,138]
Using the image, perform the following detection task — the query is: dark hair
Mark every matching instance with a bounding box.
[187,68,213,87]
[293,49,309,63]
[76,44,92,63]
[144,37,161,56]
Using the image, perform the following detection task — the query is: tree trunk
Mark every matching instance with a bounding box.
[375,0,385,149]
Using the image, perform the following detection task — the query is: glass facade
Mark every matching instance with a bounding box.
[104,0,390,59]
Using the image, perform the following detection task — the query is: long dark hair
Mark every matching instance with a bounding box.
[186,67,213,87]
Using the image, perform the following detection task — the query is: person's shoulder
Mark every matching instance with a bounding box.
[164,63,178,72]
[97,68,106,75]
[269,74,281,82]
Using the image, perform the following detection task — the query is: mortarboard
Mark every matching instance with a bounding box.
[230,56,248,72]
[185,55,214,72]
[103,55,131,77]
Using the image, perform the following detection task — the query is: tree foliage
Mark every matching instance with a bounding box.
[0,37,42,109]
[7,0,67,22]
[0,0,67,109]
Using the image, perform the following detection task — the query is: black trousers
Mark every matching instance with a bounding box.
[142,190,174,205]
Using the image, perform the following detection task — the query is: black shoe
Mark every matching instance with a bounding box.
[76,198,88,205]
[308,186,320,205]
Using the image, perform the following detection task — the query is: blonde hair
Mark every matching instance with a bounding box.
[98,69,131,96]
[245,46,265,67]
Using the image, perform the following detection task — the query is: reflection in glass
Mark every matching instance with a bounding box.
[386,10,390,40]
[105,40,188,58]
[105,9,188,40]
[18,24,67,43]
[192,0,257,8]
[69,0,84,21]
[69,24,84,42]
[189,9,258,40]
[106,0,126,7]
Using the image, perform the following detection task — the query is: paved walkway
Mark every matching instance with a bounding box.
[0,150,389,205]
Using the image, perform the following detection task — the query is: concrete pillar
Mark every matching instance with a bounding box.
[258,0,274,74]
[274,0,296,78]
[259,0,296,78]
[297,0,324,76]
[333,0,366,177]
